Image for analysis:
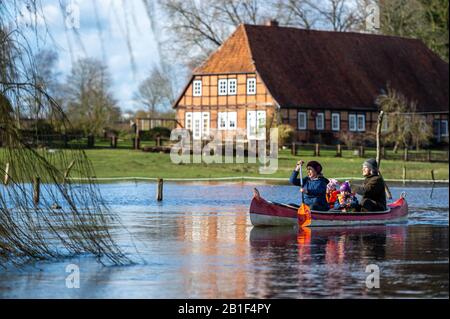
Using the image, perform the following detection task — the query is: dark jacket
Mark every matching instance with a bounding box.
[355,174,387,211]
[289,170,329,211]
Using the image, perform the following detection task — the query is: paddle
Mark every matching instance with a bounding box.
[297,162,312,227]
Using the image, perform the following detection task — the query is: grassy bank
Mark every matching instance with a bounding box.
[79,148,449,181]
[1,147,447,181]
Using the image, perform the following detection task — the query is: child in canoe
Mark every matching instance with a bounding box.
[334,181,359,212]
[326,178,340,209]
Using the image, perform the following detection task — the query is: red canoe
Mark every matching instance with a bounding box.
[249,188,408,227]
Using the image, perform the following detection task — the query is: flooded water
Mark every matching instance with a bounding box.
[0,183,448,298]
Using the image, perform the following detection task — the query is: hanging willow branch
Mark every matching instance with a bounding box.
[0,86,132,268]
[0,10,132,267]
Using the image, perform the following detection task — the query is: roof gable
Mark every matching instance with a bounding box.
[194,24,256,74]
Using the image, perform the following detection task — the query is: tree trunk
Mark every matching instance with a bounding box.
[376,111,384,169]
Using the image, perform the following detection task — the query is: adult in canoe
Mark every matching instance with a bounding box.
[354,159,387,212]
[289,160,329,211]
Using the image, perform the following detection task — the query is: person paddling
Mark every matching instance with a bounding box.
[289,160,329,211]
[354,159,387,212]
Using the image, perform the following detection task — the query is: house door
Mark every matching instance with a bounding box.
[192,112,210,140]
[247,110,266,140]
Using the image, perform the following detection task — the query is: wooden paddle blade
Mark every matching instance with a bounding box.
[297,203,311,227]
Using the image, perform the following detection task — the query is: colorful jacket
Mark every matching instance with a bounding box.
[326,190,340,208]
[289,170,329,211]
[334,193,359,210]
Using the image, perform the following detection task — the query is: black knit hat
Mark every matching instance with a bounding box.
[363,158,378,170]
[307,160,322,174]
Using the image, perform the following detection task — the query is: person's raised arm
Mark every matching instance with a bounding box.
[289,160,304,186]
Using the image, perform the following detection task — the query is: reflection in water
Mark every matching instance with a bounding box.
[174,210,250,298]
[0,183,448,298]
[249,225,447,298]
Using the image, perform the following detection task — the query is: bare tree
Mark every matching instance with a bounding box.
[275,0,317,29]
[159,0,374,68]
[134,67,174,117]
[376,86,432,152]
[158,0,277,67]
[64,58,121,135]
[306,0,367,31]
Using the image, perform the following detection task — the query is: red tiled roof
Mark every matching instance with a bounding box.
[194,24,449,112]
[193,25,255,74]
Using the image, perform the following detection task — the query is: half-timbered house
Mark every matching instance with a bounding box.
[173,21,449,144]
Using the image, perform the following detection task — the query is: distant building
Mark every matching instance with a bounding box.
[173,22,449,144]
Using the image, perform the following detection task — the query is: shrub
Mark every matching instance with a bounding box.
[277,124,295,146]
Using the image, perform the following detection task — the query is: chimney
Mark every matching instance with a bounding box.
[265,19,279,27]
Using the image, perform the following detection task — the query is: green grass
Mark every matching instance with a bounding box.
[1,146,447,181]
[80,148,449,181]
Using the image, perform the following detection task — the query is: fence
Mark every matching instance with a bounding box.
[288,143,449,163]
[1,134,448,163]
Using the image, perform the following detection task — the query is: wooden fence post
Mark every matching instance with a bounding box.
[87,134,95,148]
[291,142,297,156]
[402,166,406,185]
[63,134,68,148]
[110,136,117,148]
[33,177,40,205]
[404,148,409,162]
[156,178,163,201]
[427,150,432,162]
[430,169,435,199]
[336,144,342,157]
[314,143,320,157]
[4,162,10,185]
[381,146,386,159]
[156,136,161,147]
[359,145,365,158]
[134,136,140,150]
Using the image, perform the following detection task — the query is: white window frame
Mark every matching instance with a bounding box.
[185,112,193,130]
[357,114,366,132]
[228,112,237,130]
[192,112,202,140]
[190,112,210,140]
[247,78,256,95]
[331,112,340,131]
[441,120,448,137]
[218,112,238,130]
[247,110,266,140]
[349,114,357,132]
[316,112,324,130]
[227,79,237,95]
[297,112,307,130]
[202,112,210,138]
[218,112,227,130]
[193,80,202,97]
[218,79,227,96]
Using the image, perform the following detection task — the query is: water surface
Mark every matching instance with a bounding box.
[0,183,448,298]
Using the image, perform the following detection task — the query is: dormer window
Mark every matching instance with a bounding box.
[247,78,256,95]
[193,80,202,96]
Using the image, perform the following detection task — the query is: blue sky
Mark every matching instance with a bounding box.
[24,0,163,112]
